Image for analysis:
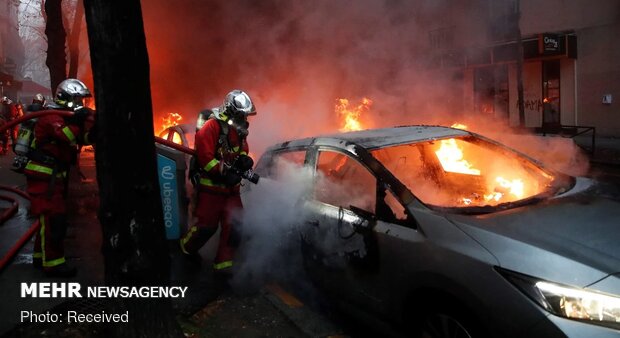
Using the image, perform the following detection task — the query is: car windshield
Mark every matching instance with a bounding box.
[371,135,570,209]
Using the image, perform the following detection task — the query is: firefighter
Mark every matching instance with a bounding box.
[27,93,47,112]
[180,89,256,273]
[1,96,20,154]
[24,78,95,277]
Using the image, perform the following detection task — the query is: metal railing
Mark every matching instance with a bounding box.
[540,125,596,154]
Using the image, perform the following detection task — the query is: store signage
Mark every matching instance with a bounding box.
[539,34,560,54]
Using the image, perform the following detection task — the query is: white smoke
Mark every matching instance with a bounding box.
[231,161,315,291]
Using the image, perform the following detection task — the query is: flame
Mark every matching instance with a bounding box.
[435,136,530,205]
[450,123,468,130]
[482,177,524,202]
[157,112,183,144]
[435,138,481,175]
[336,97,372,132]
[84,97,96,110]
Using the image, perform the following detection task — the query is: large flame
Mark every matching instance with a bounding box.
[336,97,372,132]
[437,123,528,205]
[435,138,481,175]
[157,112,183,144]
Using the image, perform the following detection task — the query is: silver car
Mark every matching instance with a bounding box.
[254,125,620,338]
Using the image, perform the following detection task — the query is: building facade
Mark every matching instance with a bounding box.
[427,0,619,136]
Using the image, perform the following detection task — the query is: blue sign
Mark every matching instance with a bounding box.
[157,154,180,239]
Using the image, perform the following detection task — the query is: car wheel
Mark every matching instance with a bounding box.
[418,312,473,338]
[407,293,485,338]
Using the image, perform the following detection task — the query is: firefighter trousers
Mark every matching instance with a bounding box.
[180,191,243,270]
[27,178,69,268]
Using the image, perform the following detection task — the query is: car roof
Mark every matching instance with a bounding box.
[270,125,470,151]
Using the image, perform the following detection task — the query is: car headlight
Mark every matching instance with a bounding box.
[498,267,620,330]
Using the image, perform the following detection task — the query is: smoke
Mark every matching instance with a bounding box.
[141,0,467,154]
[449,117,591,176]
[231,161,315,291]
[140,0,588,176]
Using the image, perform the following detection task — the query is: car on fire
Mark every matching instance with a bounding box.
[158,123,195,148]
[253,125,620,338]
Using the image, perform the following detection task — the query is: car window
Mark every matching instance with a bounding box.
[372,136,557,208]
[269,150,306,178]
[382,190,408,222]
[314,150,376,213]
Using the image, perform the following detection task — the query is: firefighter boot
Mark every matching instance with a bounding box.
[44,263,77,278]
[179,226,218,266]
[181,251,203,266]
[32,257,42,269]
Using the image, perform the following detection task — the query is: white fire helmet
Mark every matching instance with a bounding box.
[54,78,91,110]
[221,90,256,120]
[33,93,45,105]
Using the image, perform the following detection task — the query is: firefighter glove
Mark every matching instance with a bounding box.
[85,122,97,144]
[223,171,242,186]
[68,107,91,126]
[233,154,254,172]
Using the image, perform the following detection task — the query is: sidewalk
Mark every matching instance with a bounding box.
[575,135,620,166]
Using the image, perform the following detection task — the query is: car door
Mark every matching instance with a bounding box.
[299,148,383,300]
[301,146,431,314]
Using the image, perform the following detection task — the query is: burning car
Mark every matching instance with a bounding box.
[158,123,195,148]
[253,125,620,337]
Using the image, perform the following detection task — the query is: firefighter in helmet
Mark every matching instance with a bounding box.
[27,93,47,112]
[180,89,256,272]
[24,78,96,277]
[1,96,21,154]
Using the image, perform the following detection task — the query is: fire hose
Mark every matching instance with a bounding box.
[154,136,195,155]
[0,110,74,132]
[0,186,37,272]
[0,193,18,224]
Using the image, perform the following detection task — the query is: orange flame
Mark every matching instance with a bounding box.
[435,138,481,175]
[157,112,183,144]
[336,97,372,132]
[450,123,468,130]
[436,130,528,204]
[160,112,183,132]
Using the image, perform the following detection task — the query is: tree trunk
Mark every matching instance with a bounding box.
[44,0,67,94]
[67,0,84,78]
[83,0,181,336]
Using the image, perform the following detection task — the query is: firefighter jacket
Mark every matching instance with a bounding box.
[1,102,20,120]
[23,108,95,181]
[195,117,249,194]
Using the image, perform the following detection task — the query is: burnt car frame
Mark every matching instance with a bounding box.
[158,123,195,148]
[254,125,620,338]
